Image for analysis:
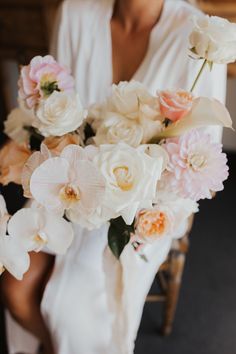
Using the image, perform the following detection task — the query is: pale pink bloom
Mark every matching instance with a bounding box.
[30,145,106,215]
[8,207,74,254]
[163,130,229,201]
[21,144,51,198]
[18,55,74,109]
[158,89,193,122]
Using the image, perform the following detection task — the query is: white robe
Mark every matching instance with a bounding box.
[6,1,226,353]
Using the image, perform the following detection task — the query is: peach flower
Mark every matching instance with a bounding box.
[135,209,171,243]
[0,141,31,186]
[43,134,81,156]
[158,89,193,122]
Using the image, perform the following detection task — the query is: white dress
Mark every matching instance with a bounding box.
[6,1,227,354]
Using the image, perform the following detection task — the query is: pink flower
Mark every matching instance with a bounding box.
[18,55,74,109]
[162,130,229,201]
[158,89,193,122]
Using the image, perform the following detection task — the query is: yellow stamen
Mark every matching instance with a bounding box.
[59,184,81,202]
[113,166,133,191]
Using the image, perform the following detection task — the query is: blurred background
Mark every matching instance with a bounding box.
[0,1,236,354]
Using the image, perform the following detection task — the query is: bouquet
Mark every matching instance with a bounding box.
[0,15,235,280]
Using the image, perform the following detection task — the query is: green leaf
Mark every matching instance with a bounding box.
[108,217,134,259]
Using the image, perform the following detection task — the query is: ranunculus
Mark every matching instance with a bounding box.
[18,55,74,109]
[189,15,236,64]
[135,208,172,242]
[93,142,164,224]
[4,108,33,144]
[43,134,81,155]
[30,145,106,215]
[162,130,229,201]
[34,91,87,137]
[0,141,31,186]
[8,207,74,254]
[158,90,193,122]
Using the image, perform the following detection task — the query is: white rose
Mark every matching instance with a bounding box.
[4,107,33,143]
[189,15,236,64]
[93,142,164,224]
[34,91,87,137]
[108,80,160,120]
[94,113,144,147]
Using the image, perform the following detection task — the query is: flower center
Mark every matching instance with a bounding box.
[59,184,81,202]
[113,166,133,191]
[40,73,59,96]
[33,234,47,246]
[188,153,207,171]
[139,211,166,237]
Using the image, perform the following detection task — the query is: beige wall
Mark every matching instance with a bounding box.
[224,79,236,151]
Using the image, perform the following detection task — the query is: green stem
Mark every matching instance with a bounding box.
[190,59,208,93]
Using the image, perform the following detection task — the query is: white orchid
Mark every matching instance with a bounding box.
[8,206,74,254]
[0,195,30,280]
[22,143,51,198]
[30,145,106,215]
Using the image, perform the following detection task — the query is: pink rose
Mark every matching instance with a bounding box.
[18,55,74,109]
[158,89,193,122]
[0,141,31,186]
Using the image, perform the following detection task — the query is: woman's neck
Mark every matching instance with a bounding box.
[113,0,164,32]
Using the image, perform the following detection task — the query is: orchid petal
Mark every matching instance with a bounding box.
[158,97,233,138]
[0,235,30,280]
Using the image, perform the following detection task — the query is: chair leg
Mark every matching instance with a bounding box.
[161,251,186,336]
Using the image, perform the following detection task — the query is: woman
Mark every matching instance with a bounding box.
[2,0,226,353]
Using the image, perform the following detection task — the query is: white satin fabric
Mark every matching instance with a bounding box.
[7,1,226,353]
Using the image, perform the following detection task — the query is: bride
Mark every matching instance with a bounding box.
[1,0,226,353]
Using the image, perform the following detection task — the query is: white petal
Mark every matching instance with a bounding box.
[159,97,233,138]
[8,208,41,251]
[30,157,70,212]
[0,235,30,280]
[42,212,74,254]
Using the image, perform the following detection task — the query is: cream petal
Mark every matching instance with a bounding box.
[0,235,30,280]
[158,97,233,138]
[7,208,41,251]
[30,157,70,212]
[74,160,106,210]
[42,212,74,254]
[60,144,86,167]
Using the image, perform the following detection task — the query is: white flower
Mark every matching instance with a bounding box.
[189,15,236,64]
[89,81,163,146]
[0,235,30,280]
[8,207,74,254]
[67,206,114,230]
[135,191,198,244]
[30,145,106,215]
[21,143,51,198]
[34,91,87,137]
[4,108,33,143]
[94,113,144,147]
[0,194,30,280]
[93,143,164,224]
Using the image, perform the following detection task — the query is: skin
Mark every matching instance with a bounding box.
[0,1,164,353]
